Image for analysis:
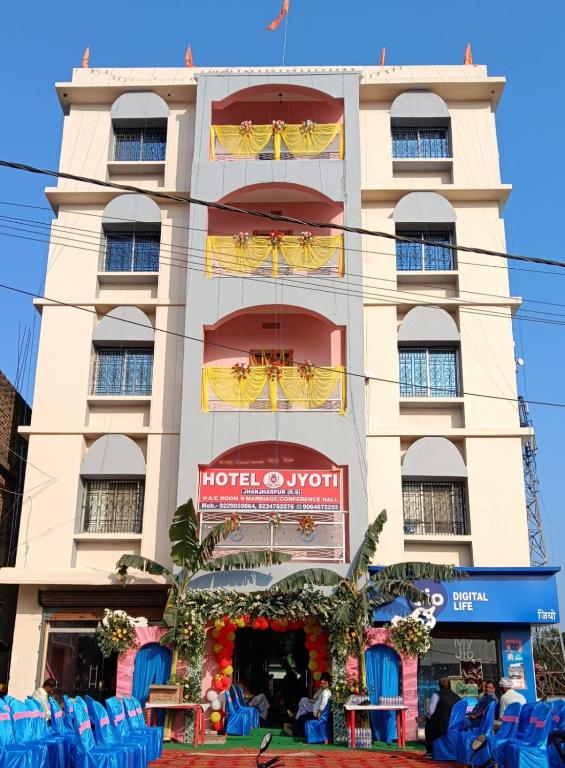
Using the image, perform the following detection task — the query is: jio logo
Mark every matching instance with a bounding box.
[410,580,448,615]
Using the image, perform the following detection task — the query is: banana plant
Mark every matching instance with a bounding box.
[116,498,292,671]
[272,509,463,688]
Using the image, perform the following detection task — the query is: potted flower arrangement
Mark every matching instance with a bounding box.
[269,230,285,248]
[225,512,242,533]
[95,609,138,658]
[239,120,254,135]
[298,231,314,247]
[388,615,432,657]
[271,119,286,134]
[300,119,317,135]
[266,360,283,381]
[268,512,281,529]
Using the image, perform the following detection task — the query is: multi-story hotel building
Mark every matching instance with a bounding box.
[1,62,559,712]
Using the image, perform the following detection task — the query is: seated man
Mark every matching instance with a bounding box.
[32,677,57,722]
[248,687,270,725]
[462,679,497,730]
[284,673,332,737]
[421,677,461,756]
[497,677,526,719]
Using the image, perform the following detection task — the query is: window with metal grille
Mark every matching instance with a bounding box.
[91,348,154,396]
[392,127,450,159]
[81,480,144,534]
[113,127,167,161]
[102,231,160,272]
[399,347,459,397]
[403,481,467,535]
[396,230,454,271]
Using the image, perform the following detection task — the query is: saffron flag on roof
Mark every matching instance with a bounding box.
[267,0,289,31]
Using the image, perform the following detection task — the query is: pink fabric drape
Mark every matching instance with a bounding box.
[345,628,418,741]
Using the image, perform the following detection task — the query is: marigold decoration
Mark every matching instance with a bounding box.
[298,361,316,380]
[268,512,281,528]
[233,231,250,247]
[231,362,250,380]
[266,361,283,381]
[225,513,242,533]
[298,231,314,246]
[96,609,138,658]
[272,119,286,134]
[300,119,317,136]
[239,121,253,136]
[388,615,432,657]
[269,230,285,247]
[297,514,316,537]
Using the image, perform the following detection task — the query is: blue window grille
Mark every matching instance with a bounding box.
[392,127,450,159]
[113,127,166,161]
[81,479,144,534]
[399,346,459,397]
[402,481,467,535]
[396,230,453,271]
[91,347,154,396]
[103,231,160,272]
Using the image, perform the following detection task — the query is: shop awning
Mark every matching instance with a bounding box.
[370,566,560,625]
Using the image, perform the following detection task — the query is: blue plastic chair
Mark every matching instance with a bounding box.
[506,701,554,768]
[456,700,497,765]
[0,698,46,768]
[26,697,68,768]
[73,695,128,768]
[105,697,151,762]
[305,703,331,744]
[224,690,251,736]
[548,701,565,768]
[123,696,162,761]
[8,699,56,768]
[432,697,476,761]
[48,697,76,768]
[62,697,76,733]
[85,696,142,768]
[230,686,259,729]
[494,702,551,768]
[470,701,523,766]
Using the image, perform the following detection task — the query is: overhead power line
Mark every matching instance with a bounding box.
[2,158,565,270]
[1,277,565,411]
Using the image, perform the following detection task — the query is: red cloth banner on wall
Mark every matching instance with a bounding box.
[198,468,342,511]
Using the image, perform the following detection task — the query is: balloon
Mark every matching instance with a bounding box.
[212,721,222,732]
[279,618,288,627]
[225,621,236,632]
[309,650,318,660]
[221,675,231,687]
[213,643,223,654]
[210,699,222,711]
[223,642,234,654]
[210,711,221,724]
[219,658,231,669]
[313,671,322,681]
[213,679,224,691]
[313,625,323,635]
[308,660,318,671]
[235,617,246,628]
[271,621,281,632]
[226,632,235,642]
[206,690,218,702]
[224,665,233,676]
[214,619,225,630]
[212,628,221,639]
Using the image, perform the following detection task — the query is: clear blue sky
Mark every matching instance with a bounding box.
[0,1,563,606]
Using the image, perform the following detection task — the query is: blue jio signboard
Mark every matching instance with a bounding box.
[371,567,560,625]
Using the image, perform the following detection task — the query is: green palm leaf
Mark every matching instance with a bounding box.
[169,499,201,568]
[368,579,433,607]
[350,509,387,581]
[116,554,171,578]
[195,520,235,570]
[203,550,293,571]
[272,568,342,593]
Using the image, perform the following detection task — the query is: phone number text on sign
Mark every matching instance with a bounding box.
[198,469,343,511]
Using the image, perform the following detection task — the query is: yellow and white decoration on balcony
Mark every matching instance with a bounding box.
[201,363,346,415]
[205,232,344,277]
[210,120,344,160]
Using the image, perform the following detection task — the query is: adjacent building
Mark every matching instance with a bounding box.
[0,62,559,707]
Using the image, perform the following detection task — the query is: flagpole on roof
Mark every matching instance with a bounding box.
[282,3,290,66]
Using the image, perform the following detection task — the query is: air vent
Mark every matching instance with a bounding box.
[262,322,280,330]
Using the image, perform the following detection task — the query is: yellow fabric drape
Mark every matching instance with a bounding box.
[282,236,344,276]
[280,123,343,158]
[210,125,273,160]
[202,366,346,414]
[201,366,268,411]
[279,366,346,415]
[206,235,344,277]
[205,236,272,277]
[210,123,344,160]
